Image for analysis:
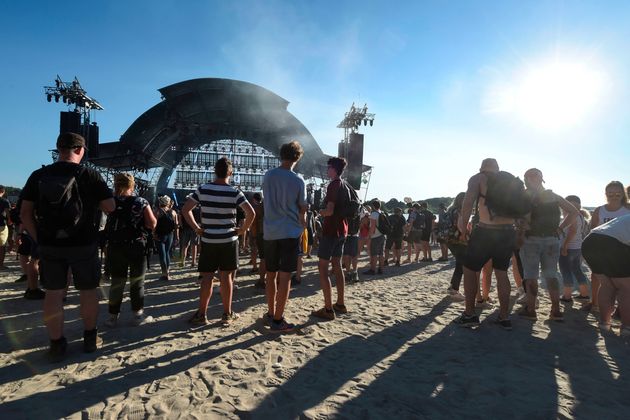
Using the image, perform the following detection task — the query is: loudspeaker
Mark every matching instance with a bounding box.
[59,111,81,135]
[346,133,364,190]
[86,123,99,158]
[338,141,347,159]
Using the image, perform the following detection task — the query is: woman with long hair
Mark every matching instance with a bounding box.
[559,195,591,302]
[105,173,157,327]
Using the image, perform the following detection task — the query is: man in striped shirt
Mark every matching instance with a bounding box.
[182,157,255,326]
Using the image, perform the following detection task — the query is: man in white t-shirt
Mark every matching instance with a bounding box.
[364,200,385,275]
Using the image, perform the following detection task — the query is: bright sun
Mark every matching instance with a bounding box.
[486,59,608,130]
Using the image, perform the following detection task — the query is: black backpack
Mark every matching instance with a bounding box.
[105,197,146,244]
[335,180,362,219]
[412,211,426,231]
[377,212,392,236]
[155,209,176,236]
[347,213,361,235]
[484,171,532,219]
[37,165,85,239]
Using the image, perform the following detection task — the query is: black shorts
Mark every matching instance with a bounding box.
[463,225,515,272]
[256,234,265,259]
[420,230,432,242]
[409,230,423,244]
[39,243,101,290]
[199,241,239,272]
[18,233,39,259]
[582,233,630,277]
[264,238,300,273]
[318,236,345,260]
[343,235,359,257]
[386,236,403,250]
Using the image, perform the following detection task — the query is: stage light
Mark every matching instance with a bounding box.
[369,120,373,126]
[364,119,368,126]
[54,94,60,102]
[47,94,52,102]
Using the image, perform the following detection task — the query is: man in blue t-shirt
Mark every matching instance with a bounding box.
[262,141,307,332]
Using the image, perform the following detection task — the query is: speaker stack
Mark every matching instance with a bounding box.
[345,133,364,190]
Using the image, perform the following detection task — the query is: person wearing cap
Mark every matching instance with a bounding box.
[455,158,515,329]
[19,132,115,362]
[519,168,579,322]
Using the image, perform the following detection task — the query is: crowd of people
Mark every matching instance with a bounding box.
[2,133,630,363]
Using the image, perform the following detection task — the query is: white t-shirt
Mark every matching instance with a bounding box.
[592,213,630,246]
[370,210,383,238]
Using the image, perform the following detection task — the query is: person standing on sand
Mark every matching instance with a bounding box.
[518,168,578,322]
[20,132,115,362]
[312,157,348,321]
[455,158,516,330]
[262,141,308,332]
[182,157,255,327]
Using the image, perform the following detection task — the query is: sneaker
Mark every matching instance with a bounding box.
[581,302,599,313]
[438,257,448,262]
[454,313,480,328]
[47,337,68,363]
[333,303,348,314]
[574,294,590,301]
[496,317,513,331]
[104,314,119,328]
[363,269,376,275]
[221,311,240,326]
[395,260,401,267]
[132,311,154,326]
[188,310,209,326]
[447,288,465,302]
[14,274,27,283]
[83,330,103,353]
[270,318,296,332]
[476,299,493,309]
[560,296,573,303]
[377,268,383,275]
[518,307,537,321]
[516,290,528,304]
[24,288,46,300]
[264,312,273,326]
[311,307,335,320]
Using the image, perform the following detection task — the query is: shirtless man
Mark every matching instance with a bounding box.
[456,158,515,330]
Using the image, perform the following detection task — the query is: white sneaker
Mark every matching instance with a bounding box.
[447,288,465,302]
[104,314,119,328]
[132,311,154,326]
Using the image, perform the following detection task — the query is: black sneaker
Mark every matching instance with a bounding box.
[496,317,513,331]
[24,288,46,300]
[83,329,103,353]
[454,313,480,328]
[47,337,67,363]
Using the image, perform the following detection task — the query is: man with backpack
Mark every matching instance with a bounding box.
[418,202,436,262]
[455,158,528,330]
[20,132,115,361]
[385,207,406,267]
[365,199,390,275]
[312,157,349,320]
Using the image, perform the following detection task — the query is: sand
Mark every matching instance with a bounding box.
[1,249,629,419]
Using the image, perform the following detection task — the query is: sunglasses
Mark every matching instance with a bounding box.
[606,192,623,197]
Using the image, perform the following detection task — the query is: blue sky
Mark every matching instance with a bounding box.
[1,0,629,206]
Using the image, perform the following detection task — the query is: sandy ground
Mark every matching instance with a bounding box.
[1,247,629,419]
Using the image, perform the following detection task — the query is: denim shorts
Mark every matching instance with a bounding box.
[370,235,386,257]
[521,236,560,280]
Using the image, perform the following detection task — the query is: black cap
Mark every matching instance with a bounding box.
[56,132,87,150]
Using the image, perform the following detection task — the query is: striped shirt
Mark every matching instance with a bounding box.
[190,183,247,244]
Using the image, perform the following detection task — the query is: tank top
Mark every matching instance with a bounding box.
[527,190,560,237]
[562,213,584,250]
[596,205,630,225]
